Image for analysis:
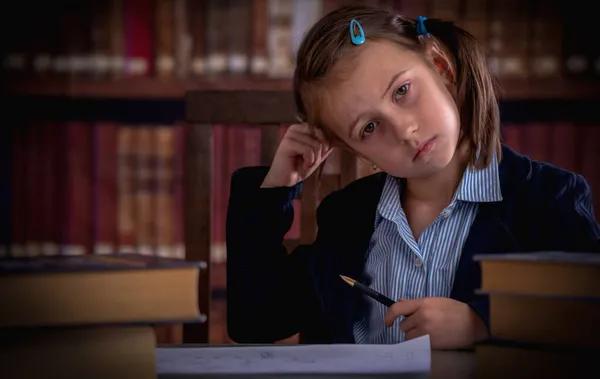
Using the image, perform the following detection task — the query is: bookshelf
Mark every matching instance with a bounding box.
[2,0,600,347]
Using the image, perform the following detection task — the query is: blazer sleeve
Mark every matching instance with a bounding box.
[546,173,600,253]
[225,166,325,343]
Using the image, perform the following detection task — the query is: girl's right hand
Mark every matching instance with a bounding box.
[261,123,333,188]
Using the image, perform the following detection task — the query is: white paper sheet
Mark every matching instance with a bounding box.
[156,334,431,375]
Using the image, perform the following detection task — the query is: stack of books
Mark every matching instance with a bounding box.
[473,252,600,378]
[0,254,206,379]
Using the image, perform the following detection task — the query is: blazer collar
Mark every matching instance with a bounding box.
[461,145,525,255]
[317,172,385,343]
[451,146,527,299]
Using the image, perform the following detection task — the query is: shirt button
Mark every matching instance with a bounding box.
[440,210,451,218]
[414,257,423,267]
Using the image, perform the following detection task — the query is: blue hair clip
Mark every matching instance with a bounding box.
[416,16,430,37]
[349,19,365,45]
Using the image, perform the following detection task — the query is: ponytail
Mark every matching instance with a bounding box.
[423,18,502,169]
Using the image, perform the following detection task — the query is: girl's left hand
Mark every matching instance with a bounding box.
[384,297,489,349]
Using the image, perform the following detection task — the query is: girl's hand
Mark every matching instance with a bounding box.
[384,297,489,349]
[261,123,333,188]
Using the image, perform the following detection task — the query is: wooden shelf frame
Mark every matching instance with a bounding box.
[6,76,600,100]
[5,76,293,99]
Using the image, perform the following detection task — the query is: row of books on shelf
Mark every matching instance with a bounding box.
[504,122,600,219]
[1,120,598,261]
[4,0,598,81]
[5,122,188,260]
[1,121,301,262]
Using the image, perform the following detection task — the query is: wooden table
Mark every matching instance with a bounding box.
[430,350,476,379]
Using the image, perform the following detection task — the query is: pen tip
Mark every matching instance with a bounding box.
[339,275,355,286]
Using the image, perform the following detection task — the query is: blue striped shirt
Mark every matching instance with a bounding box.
[353,155,503,344]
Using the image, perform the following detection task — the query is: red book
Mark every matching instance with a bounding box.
[123,0,153,76]
[521,123,551,163]
[580,124,600,220]
[40,121,60,256]
[502,123,522,153]
[92,122,119,255]
[61,122,94,256]
[550,123,578,173]
[25,123,43,257]
[10,124,28,257]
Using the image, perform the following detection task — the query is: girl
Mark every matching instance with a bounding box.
[226,5,600,349]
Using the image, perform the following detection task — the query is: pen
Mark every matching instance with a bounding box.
[339,275,395,307]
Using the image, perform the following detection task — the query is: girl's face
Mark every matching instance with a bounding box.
[321,40,461,179]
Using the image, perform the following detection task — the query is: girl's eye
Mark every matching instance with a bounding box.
[394,83,410,102]
[362,122,377,138]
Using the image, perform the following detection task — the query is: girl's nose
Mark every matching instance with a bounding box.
[390,117,418,144]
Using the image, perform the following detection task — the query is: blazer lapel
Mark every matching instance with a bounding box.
[451,201,521,301]
[311,173,386,343]
[451,147,525,300]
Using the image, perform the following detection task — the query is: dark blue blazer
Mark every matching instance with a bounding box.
[226,145,600,344]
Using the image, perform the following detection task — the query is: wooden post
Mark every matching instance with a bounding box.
[260,124,281,166]
[300,175,318,244]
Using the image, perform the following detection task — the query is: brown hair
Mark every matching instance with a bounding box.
[293,4,501,170]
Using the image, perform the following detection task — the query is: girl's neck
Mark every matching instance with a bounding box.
[405,146,469,205]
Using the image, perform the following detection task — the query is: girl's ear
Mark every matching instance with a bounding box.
[424,41,456,86]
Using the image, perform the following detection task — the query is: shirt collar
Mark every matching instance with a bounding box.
[455,153,503,203]
[376,153,503,223]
